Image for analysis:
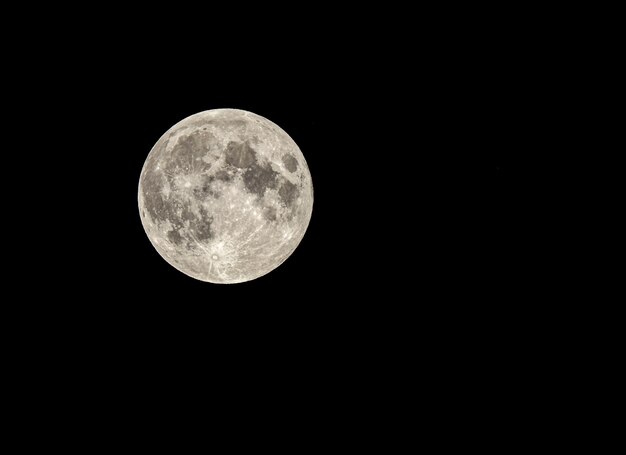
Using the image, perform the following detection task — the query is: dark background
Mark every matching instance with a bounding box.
[42,33,526,372]
[11,7,569,431]
[25,10,536,345]
[70,59,512,307]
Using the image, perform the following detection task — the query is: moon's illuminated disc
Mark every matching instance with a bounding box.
[138,109,313,283]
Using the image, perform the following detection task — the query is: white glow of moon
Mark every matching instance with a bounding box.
[138,109,313,283]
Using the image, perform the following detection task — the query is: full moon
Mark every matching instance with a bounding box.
[138,109,313,283]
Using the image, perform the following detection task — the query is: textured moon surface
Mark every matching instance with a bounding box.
[138,109,313,283]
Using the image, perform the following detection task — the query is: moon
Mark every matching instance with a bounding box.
[138,109,313,284]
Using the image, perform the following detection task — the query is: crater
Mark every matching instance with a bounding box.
[224,141,256,168]
[282,154,298,172]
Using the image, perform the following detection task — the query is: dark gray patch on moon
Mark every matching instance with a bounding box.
[225,141,256,168]
[142,176,169,222]
[278,180,300,207]
[179,201,194,222]
[172,135,195,156]
[169,132,214,173]
[214,169,233,182]
[243,162,279,197]
[194,171,234,200]
[194,178,220,200]
[147,195,165,221]
[282,154,298,172]
[168,229,184,244]
[264,206,277,221]
[170,135,196,172]
[192,209,214,241]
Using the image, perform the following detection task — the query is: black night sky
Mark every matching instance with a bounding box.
[29,15,531,330]
[51,50,523,347]
[14,9,552,426]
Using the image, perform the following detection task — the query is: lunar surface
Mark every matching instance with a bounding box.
[138,109,313,283]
